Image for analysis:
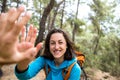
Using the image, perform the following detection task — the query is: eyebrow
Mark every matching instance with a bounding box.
[50,39,63,41]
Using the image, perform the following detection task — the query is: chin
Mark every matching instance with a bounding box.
[54,56,61,59]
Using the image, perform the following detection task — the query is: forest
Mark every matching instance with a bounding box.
[0,0,120,80]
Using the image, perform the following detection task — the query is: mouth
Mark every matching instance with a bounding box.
[54,50,60,54]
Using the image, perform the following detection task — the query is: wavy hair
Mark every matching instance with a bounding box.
[42,29,75,60]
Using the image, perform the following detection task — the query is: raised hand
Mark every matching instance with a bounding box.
[16,25,42,71]
[0,6,42,64]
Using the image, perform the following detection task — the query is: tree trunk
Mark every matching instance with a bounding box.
[16,0,20,7]
[35,0,55,57]
[1,0,7,12]
[49,0,64,30]
[47,14,52,31]
[93,36,100,54]
[72,0,80,42]
[60,0,65,28]
[119,41,120,64]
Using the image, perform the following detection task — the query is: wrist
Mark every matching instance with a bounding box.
[15,65,28,73]
[16,63,28,72]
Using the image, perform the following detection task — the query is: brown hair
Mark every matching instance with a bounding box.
[42,29,75,60]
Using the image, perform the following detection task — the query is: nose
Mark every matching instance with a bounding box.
[55,43,59,49]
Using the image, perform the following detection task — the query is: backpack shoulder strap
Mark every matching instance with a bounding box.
[44,64,51,76]
[45,62,76,80]
[64,62,76,80]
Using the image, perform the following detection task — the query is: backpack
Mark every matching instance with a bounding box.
[44,51,85,80]
[75,51,85,67]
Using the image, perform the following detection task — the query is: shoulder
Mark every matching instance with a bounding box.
[67,62,81,80]
[71,62,81,73]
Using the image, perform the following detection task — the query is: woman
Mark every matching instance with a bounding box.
[15,28,81,80]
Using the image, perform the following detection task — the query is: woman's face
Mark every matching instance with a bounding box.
[50,33,67,59]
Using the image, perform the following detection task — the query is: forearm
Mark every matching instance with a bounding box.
[15,57,45,79]
[15,62,31,80]
[15,65,30,80]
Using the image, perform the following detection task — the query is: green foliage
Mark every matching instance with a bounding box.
[74,19,85,27]
[29,15,40,27]
[82,33,120,77]
[84,53,101,68]
[98,34,120,76]
[2,0,120,77]
[99,52,120,77]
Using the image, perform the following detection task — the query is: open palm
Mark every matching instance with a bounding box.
[0,6,42,64]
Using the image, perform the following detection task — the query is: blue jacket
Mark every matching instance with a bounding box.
[15,57,81,80]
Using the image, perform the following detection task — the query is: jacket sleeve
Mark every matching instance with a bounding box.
[68,63,81,80]
[14,57,45,80]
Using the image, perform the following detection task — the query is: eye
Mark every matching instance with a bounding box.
[50,41,55,45]
[59,41,63,44]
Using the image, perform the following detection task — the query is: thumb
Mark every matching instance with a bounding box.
[36,43,43,53]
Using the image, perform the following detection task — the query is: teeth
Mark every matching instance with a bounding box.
[54,51,59,54]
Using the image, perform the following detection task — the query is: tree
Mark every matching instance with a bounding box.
[48,0,64,30]
[72,0,80,42]
[35,0,55,57]
[1,0,7,12]
[89,0,115,54]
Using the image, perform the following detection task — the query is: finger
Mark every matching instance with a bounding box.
[30,27,37,44]
[0,13,7,31]
[5,6,25,31]
[7,6,25,23]
[26,25,33,42]
[20,26,26,42]
[12,11,31,35]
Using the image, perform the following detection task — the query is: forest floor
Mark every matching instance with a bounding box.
[0,64,45,80]
[0,64,120,80]
[86,68,120,80]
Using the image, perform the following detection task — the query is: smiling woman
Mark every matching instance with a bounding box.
[15,28,81,80]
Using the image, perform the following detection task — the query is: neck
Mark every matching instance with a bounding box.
[54,58,64,66]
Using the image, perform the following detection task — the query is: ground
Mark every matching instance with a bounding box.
[86,68,120,80]
[0,64,120,80]
[0,64,45,80]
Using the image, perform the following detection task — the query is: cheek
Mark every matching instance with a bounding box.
[49,45,54,52]
[63,45,67,52]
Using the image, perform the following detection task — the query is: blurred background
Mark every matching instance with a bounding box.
[0,0,120,80]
